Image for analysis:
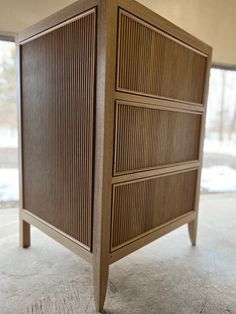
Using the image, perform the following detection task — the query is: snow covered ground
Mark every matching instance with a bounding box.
[0,136,236,202]
[0,128,18,148]
[0,166,236,203]
[0,169,19,202]
[204,138,236,157]
[201,166,236,193]
[202,137,236,192]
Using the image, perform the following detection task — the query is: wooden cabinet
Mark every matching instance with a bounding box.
[17,0,212,312]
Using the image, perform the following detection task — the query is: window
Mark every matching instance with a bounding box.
[202,67,236,193]
[0,39,18,207]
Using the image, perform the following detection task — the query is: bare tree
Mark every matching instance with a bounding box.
[0,43,16,128]
[219,71,226,141]
[229,99,236,140]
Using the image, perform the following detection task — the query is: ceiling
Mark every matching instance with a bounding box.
[0,0,235,65]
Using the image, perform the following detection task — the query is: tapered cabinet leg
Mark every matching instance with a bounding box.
[20,218,31,248]
[93,260,109,313]
[188,218,198,246]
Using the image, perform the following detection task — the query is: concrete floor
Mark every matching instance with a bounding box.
[0,194,236,314]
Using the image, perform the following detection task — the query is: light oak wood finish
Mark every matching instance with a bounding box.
[22,210,92,262]
[117,10,207,105]
[188,43,213,246]
[112,161,200,184]
[110,211,197,264]
[16,42,30,249]
[114,101,202,175]
[111,170,197,250]
[92,0,117,311]
[115,91,205,113]
[21,9,96,249]
[17,0,212,312]
[19,219,30,248]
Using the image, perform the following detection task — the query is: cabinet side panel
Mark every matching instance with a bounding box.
[117,10,207,105]
[21,10,96,249]
[111,170,197,250]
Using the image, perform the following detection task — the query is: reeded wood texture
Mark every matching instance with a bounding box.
[111,170,197,250]
[117,10,207,104]
[21,10,96,249]
[114,102,201,175]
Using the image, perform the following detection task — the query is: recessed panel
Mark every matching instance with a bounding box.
[114,102,201,175]
[111,170,197,250]
[21,10,96,249]
[117,10,207,104]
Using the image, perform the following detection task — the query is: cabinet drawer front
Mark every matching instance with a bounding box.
[114,102,201,175]
[117,10,207,105]
[111,170,197,250]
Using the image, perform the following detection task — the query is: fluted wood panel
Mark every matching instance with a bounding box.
[111,170,197,250]
[114,102,201,175]
[21,10,96,249]
[117,10,207,104]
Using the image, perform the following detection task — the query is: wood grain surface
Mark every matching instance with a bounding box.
[117,9,207,105]
[111,170,197,250]
[21,9,96,249]
[114,101,201,175]
[18,0,212,311]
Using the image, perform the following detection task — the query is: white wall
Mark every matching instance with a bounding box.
[137,0,236,66]
[0,0,235,65]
